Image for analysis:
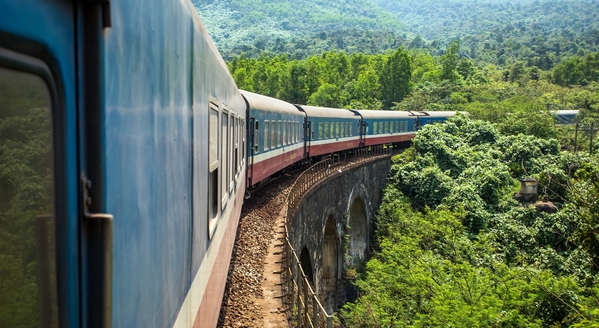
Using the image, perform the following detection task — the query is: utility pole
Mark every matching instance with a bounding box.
[574,123,579,153]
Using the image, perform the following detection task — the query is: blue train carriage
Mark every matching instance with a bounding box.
[297,105,362,159]
[355,110,418,147]
[107,2,248,328]
[1,1,246,328]
[552,110,580,124]
[414,111,458,128]
[243,90,306,187]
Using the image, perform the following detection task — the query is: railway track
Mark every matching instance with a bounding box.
[217,172,299,327]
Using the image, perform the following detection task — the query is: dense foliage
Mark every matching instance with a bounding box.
[195,0,599,66]
[228,48,413,109]
[340,116,599,327]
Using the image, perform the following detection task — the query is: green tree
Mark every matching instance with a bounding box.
[440,40,461,82]
[380,47,413,109]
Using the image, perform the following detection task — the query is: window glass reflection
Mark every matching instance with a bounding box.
[0,66,57,327]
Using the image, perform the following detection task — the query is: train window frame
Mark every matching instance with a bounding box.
[283,120,287,145]
[318,122,323,140]
[221,107,229,206]
[271,121,276,149]
[0,47,64,326]
[254,121,259,154]
[241,119,246,166]
[278,120,282,147]
[229,113,235,193]
[209,101,220,228]
[264,120,269,151]
[233,116,239,179]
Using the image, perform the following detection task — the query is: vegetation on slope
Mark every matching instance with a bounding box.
[340,116,599,327]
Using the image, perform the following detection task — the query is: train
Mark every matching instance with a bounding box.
[8,1,579,328]
[242,90,458,188]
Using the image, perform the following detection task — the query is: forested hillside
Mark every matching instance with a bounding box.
[375,0,599,68]
[194,0,599,67]
[193,0,405,60]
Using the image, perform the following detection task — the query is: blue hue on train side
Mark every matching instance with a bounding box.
[104,1,245,327]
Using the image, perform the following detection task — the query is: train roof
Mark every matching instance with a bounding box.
[551,110,579,116]
[298,105,361,119]
[241,90,303,115]
[419,111,459,118]
[354,109,418,119]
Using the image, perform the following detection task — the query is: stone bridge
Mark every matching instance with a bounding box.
[284,151,392,319]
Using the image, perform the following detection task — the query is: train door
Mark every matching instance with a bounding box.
[0,1,84,327]
[304,120,312,158]
[248,117,258,187]
[360,121,368,147]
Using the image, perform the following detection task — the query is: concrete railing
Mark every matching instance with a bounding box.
[282,145,395,328]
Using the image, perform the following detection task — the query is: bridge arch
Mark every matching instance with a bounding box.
[348,195,368,266]
[322,214,338,312]
[299,246,314,286]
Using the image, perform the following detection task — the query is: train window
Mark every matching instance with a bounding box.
[350,123,353,136]
[0,66,59,326]
[373,122,377,135]
[334,122,338,138]
[282,120,287,146]
[264,120,269,151]
[380,122,384,134]
[318,123,323,140]
[385,122,389,133]
[233,117,237,176]
[242,119,246,163]
[271,121,276,149]
[238,118,241,160]
[278,120,282,147]
[324,122,329,139]
[254,121,259,154]
[209,103,219,222]
[221,109,229,203]
[287,121,291,144]
[230,115,235,189]
[390,122,394,133]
